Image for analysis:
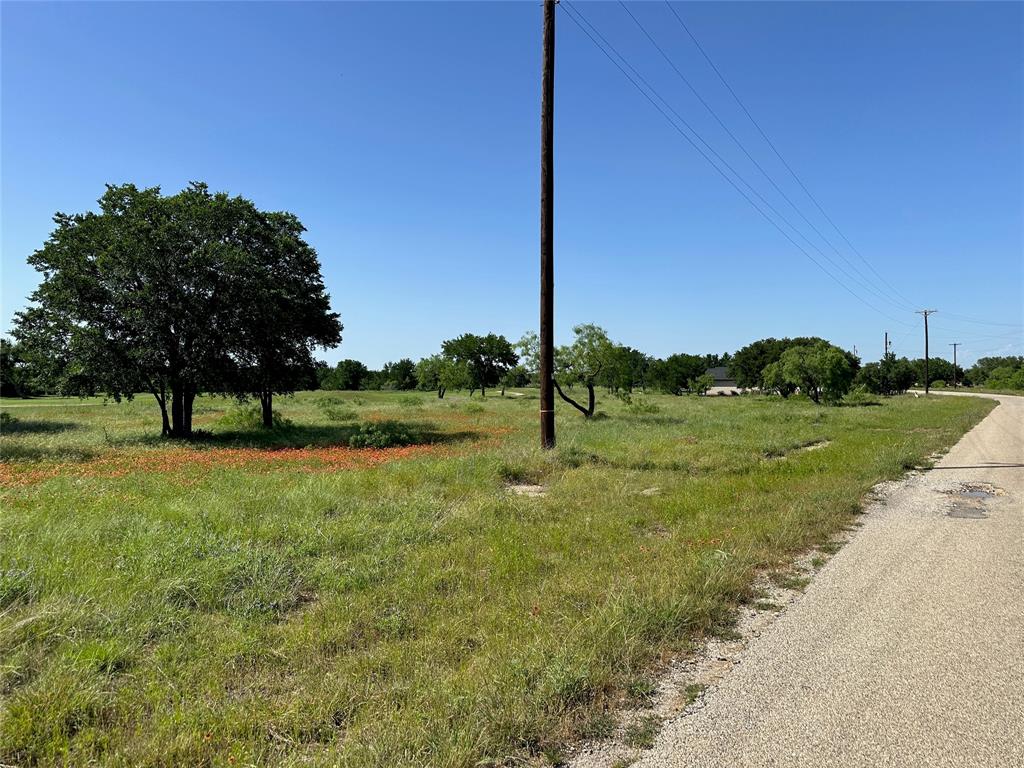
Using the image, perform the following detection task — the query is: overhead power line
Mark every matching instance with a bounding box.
[618,1,916,314]
[661,0,921,311]
[559,1,914,328]
[937,312,1023,328]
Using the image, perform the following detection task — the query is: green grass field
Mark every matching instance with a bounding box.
[0,389,994,767]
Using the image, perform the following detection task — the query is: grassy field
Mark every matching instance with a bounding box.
[0,389,994,767]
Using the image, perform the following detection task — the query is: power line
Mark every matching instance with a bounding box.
[661,0,921,311]
[936,312,1023,328]
[618,1,917,314]
[558,1,914,328]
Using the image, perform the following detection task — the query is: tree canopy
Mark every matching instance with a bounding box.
[553,324,616,417]
[854,354,916,396]
[441,333,517,397]
[763,341,855,404]
[730,337,846,389]
[647,353,707,395]
[14,183,341,435]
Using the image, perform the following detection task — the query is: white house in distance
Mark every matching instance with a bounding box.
[705,365,742,396]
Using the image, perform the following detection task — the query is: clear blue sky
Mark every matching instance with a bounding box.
[2,1,1021,368]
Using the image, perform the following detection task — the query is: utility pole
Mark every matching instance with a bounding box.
[884,331,889,358]
[539,0,555,449]
[916,310,936,394]
[950,342,960,388]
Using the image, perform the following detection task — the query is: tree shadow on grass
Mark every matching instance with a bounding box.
[185,421,479,451]
[1,444,99,463]
[1,419,82,434]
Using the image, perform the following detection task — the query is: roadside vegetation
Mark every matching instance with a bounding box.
[0,389,993,766]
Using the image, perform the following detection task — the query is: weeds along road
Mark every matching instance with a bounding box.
[639,392,1024,768]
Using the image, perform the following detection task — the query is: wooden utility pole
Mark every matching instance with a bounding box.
[917,310,936,393]
[950,342,960,388]
[884,331,889,358]
[539,0,555,449]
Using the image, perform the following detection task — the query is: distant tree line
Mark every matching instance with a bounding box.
[314,324,737,417]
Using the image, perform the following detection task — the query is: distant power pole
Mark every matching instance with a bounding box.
[950,342,960,388]
[884,331,889,358]
[916,310,936,394]
[539,0,555,449]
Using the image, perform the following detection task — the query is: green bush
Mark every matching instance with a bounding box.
[348,420,418,449]
[218,406,292,431]
[317,400,358,422]
[625,397,660,414]
[843,388,881,407]
[0,412,17,430]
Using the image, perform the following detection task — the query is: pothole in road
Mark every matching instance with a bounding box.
[941,483,1004,519]
[947,505,987,519]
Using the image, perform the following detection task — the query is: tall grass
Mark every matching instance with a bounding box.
[0,390,994,766]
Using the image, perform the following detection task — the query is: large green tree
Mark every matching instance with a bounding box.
[319,359,369,391]
[380,358,418,391]
[222,210,341,426]
[441,333,517,397]
[731,337,839,389]
[773,342,855,404]
[14,183,340,436]
[648,353,707,395]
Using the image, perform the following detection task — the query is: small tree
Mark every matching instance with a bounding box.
[500,365,530,396]
[515,331,540,379]
[553,324,615,418]
[855,354,916,396]
[441,333,517,397]
[776,342,854,404]
[689,372,715,396]
[416,354,469,398]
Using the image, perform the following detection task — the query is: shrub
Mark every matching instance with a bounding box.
[219,406,292,431]
[0,412,17,430]
[348,420,418,449]
[318,400,358,422]
[625,397,660,414]
[843,388,881,407]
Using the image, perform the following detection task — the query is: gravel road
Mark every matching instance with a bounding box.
[636,392,1024,768]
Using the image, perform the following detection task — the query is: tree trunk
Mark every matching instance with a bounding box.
[153,389,170,437]
[553,379,595,418]
[437,386,446,399]
[260,391,273,427]
[171,385,185,437]
[480,385,486,398]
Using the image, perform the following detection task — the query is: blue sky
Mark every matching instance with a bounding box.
[2,1,1021,368]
